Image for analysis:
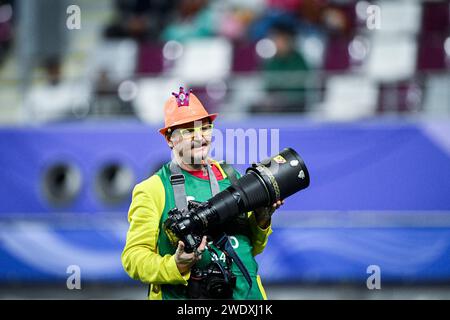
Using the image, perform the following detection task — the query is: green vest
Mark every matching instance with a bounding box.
[155,162,264,300]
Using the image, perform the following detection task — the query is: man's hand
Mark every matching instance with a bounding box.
[254,200,284,229]
[174,236,207,275]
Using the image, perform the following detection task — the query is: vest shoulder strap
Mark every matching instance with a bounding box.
[169,161,188,212]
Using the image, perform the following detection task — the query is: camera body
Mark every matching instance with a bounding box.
[165,200,216,253]
[187,261,237,299]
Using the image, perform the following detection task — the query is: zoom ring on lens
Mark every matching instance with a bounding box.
[256,165,281,201]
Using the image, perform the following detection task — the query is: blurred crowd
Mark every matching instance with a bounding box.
[103,0,353,43]
[101,0,357,114]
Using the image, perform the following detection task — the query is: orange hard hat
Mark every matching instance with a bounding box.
[159,87,218,136]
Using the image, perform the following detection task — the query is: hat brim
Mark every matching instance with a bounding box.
[159,113,218,135]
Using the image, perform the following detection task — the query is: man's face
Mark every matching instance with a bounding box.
[169,118,213,166]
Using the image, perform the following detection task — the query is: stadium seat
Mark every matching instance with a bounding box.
[231,41,261,73]
[169,38,232,86]
[318,74,378,120]
[422,74,450,115]
[133,77,180,124]
[136,42,164,75]
[226,75,265,115]
[323,35,352,71]
[364,34,417,82]
[417,33,448,71]
[421,1,450,33]
[88,39,138,82]
[375,0,422,34]
[377,81,423,114]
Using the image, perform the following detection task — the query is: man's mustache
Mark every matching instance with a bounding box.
[191,140,208,148]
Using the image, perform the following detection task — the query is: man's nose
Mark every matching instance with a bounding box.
[193,129,203,140]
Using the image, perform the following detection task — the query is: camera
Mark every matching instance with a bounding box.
[164,147,310,253]
[187,261,237,299]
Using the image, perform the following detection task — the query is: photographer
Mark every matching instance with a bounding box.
[121,87,282,299]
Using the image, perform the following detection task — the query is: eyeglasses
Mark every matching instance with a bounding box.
[176,124,214,139]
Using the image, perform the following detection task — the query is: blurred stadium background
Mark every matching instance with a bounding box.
[1,0,450,299]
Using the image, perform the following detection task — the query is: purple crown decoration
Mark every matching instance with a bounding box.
[172,87,192,107]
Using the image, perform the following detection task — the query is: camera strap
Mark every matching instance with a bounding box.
[214,233,252,299]
[205,243,232,283]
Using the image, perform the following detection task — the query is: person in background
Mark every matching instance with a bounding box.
[253,21,310,113]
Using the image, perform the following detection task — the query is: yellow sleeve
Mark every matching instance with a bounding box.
[247,211,273,256]
[121,175,190,285]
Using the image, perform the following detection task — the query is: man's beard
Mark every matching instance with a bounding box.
[178,140,209,168]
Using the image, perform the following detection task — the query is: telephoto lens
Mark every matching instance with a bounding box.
[204,147,310,222]
[164,147,310,252]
